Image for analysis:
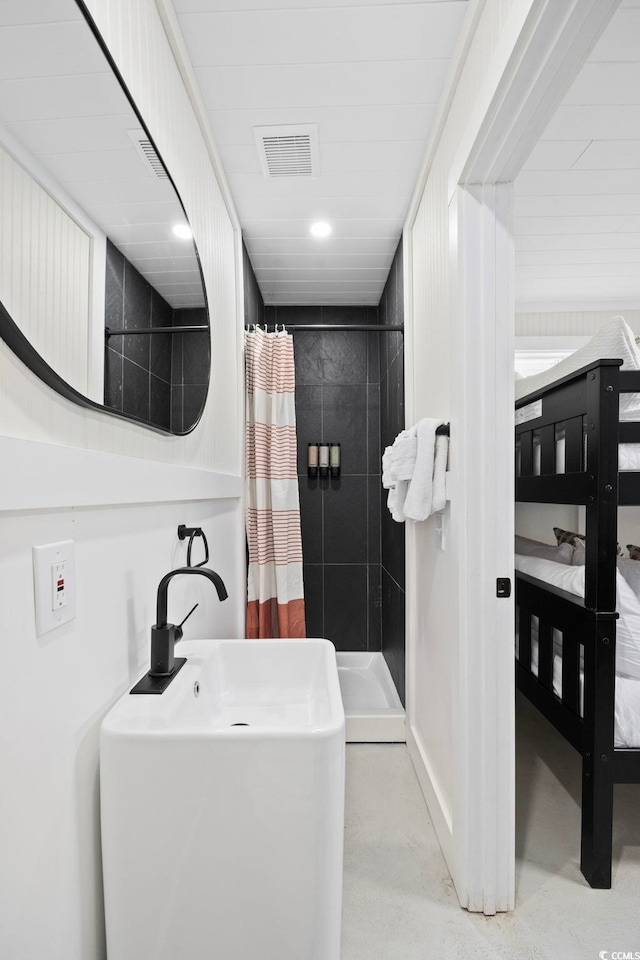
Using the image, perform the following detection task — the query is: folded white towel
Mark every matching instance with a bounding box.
[403,419,449,521]
[382,427,417,523]
[389,435,417,481]
[383,420,449,522]
[431,434,448,514]
[387,483,408,522]
[382,446,395,489]
[403,419,438,521]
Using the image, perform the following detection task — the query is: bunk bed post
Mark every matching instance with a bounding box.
[581,362,619,887]
[584,362,620,611]
[580,612,617,888]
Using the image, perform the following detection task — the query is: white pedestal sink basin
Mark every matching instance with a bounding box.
[100,638,345,960]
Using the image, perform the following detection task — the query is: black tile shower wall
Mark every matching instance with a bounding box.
[104,239,174,430]
[379,238,406,705]
[267,304,382,654]
[104,240,211,433]
[243,242,264,327]
[171,307,210,433]
[241,246,404,694]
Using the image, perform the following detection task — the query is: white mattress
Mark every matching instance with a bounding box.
[523,632,640,749]
[528,433,640,474]
[619,443,640,471]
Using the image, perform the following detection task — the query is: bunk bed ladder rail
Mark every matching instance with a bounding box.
[584,361,620,612]
[516,574,618,887]
[618,370,640,505]
[516,359,621,611]
[515,359,628,887]
[582,360,622,887]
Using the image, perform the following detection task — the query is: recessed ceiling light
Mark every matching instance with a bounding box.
[173,224,192,240]
[310,221,331,238]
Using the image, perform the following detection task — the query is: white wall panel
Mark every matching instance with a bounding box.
[0,143,91,395]
[516,308,640,337]
[0,497,243,960]
[405,0,515,907]
[0,4,245,959]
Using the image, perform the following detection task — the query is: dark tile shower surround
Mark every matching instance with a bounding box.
[278,304,382,655]
[105,240,209,431]
[243,240,405,703]
[379,240,406,704]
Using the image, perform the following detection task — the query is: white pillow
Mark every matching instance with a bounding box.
[515,316,640,415]
[515,554,640,680]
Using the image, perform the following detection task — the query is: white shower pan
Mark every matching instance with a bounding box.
[336,651,405,742]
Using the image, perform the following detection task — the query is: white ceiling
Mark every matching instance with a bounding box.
[171,0,469,305]
[7,1,636,316]
[515,0,640,311]
[0,0,204,310]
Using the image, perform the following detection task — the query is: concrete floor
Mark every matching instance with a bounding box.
[341,695,640,960]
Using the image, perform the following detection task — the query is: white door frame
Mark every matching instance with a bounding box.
[451,180,516,913]
[404,0,621,914]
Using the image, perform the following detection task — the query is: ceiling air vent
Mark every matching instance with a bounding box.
[127,129,169,180]
[253,124,319,179]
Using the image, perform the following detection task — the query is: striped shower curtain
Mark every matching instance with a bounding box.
[245,327,306,638]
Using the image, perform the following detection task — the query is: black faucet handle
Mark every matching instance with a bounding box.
[174,602,199,642]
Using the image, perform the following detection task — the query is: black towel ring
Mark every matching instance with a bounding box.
[177,524,210,568]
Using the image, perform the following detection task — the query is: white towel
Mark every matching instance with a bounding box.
[431,434,448,514]
[382,426,418,521]
[381,446,394,489]
[403,419,449,521]
[383,419,449,522]
[389,435,417,481]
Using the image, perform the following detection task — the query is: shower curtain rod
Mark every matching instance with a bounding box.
[246,324,404,332]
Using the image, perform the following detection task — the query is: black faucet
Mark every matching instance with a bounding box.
[131,566,228,695]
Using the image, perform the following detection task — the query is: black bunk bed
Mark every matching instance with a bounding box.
[515,357,640,888]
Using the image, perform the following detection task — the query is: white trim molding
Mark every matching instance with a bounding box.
[153,0,241,237]
[0,436,241,512]
[453,181,515,914]
[459,0,620,188]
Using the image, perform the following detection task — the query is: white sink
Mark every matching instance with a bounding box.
[100,638,345,960]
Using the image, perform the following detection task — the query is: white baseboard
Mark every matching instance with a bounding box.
[406,723,456,889]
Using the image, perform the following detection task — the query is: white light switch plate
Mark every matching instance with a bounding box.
[33,540,76,637]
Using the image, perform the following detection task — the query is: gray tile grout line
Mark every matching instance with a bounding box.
[320,326,325,641]
[366,331,370,651]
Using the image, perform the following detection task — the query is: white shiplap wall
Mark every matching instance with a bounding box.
[0,6,244,958]
[516,308,640,338]
[0,0,242,476]
[0,143,91,396]
[405,0,517,901]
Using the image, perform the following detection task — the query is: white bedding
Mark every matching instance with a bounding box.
[515,553,640,747]
[515,316,640,416]
[556,436,640,473]
[515,316,640,475]
[619,444,640,471]
[528,433,640,475]
[524,631,640,748]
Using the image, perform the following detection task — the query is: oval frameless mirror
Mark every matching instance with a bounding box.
[0,0,210,435]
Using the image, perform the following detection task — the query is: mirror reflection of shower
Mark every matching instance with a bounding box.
[0,0,210,434]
